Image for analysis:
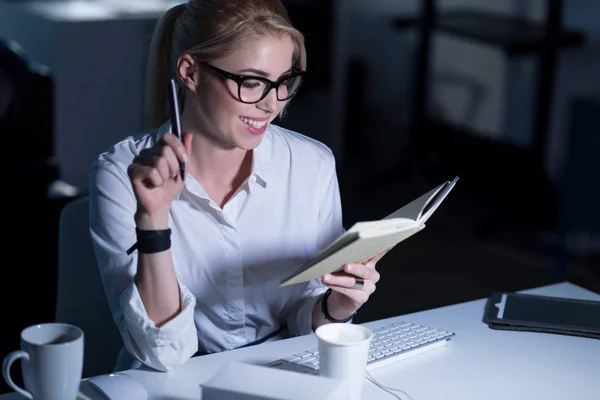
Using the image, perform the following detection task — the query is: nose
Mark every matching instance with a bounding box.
[256,86,279,114]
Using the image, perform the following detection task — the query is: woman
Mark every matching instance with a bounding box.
[89,0,387,372]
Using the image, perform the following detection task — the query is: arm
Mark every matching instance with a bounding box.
[89,134,197,372]
[133,211,181,327]
[126,132,192,326]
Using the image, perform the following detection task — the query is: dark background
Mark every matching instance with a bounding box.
[1,0,599,394]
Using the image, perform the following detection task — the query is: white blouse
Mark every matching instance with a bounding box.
[89,122,344,372]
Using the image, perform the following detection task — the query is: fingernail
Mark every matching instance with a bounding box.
[182,154,189,163]
[323,274,331,282]
[345,264,353,273]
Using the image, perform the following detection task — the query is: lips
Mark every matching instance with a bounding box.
[240,116,269,136]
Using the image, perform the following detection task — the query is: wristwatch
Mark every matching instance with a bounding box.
[321,288,356,323]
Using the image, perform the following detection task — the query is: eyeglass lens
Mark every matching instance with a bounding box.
[239,75,303,103]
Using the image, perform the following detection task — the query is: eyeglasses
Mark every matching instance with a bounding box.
[203,63,306,104]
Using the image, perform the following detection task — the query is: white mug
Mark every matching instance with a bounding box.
[315,323,373,400]
[2,323,84,400]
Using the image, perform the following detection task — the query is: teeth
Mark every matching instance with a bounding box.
[241,117,268,129]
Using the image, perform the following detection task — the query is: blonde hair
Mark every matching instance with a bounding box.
[143,0,307,130]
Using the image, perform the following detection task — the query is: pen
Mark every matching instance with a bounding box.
[168,78,185,180]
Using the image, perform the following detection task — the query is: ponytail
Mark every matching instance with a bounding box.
[143,3,186,130]
[143,0,307,130]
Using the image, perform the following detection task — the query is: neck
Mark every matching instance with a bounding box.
[180,114,252,191]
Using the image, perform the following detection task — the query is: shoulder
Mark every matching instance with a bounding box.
[91,131,156,173]
[268,124,336,170]
[89,130,157,192]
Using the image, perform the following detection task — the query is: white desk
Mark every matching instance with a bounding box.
[2,281,599,399]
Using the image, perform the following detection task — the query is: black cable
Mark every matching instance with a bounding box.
[365,371,414,400]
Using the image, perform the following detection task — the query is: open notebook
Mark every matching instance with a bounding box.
[280,176,459,286]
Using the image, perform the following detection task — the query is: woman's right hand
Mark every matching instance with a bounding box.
[127,132,192,228]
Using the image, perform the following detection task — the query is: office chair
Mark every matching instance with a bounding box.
[56,196,123,378]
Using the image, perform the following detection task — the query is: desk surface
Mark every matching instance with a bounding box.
[2,282,599,399]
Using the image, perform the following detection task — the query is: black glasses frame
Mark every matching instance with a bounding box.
[203,63,306,104]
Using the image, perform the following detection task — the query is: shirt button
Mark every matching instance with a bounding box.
[249,175,256,185]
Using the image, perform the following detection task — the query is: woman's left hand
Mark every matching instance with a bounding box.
[321,247,392,320]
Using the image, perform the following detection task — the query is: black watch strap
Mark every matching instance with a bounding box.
[321,288,356,323]
[126,229,172,255]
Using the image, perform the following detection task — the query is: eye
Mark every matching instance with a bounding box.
[241,79,264,90]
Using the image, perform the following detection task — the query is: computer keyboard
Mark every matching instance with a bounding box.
[270,321,455,374]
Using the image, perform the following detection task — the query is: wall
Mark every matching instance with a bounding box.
[332,0,600,181]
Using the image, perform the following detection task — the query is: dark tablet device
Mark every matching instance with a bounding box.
[483,292,600,339]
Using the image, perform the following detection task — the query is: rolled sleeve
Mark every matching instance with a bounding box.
[119,279,198,371]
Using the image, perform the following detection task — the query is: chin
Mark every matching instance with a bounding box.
[237,134,264,151]
[234,120,270,149]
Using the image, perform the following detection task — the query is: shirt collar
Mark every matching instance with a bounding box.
[251,126,272,187]
[156,120,171,138]
[155,120,272,187]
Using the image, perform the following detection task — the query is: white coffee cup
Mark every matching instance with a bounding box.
[315,323,373,400]
[2,323,84,400]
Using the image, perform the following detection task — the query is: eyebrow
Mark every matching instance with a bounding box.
[236,67,294,78]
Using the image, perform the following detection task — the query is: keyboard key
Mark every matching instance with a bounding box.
[273,321,455,373]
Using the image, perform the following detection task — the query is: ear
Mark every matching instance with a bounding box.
[177,54,199,92]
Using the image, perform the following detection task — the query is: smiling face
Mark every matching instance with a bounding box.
[184,33,296,151]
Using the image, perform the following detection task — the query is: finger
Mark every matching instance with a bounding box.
[159,144,182,179]
[144,167,165,187]
[344,263,379,280]
[363,251,390,271]
[368,269,381,284]
[322,269,380,288]
[129,164,165,187]
[364,258,381,271]
[322,272,358,288]
[162,132,189,164]
[152,155,171,182]
[367,247,392,265]
[136,150,176,181]
[328,283,372,305]
[182,131,193,155]
[348,266,380,284]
